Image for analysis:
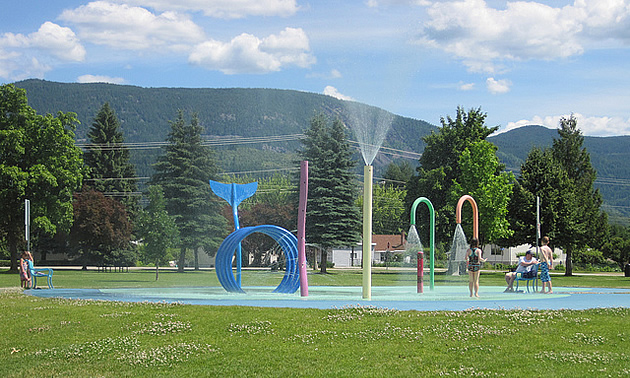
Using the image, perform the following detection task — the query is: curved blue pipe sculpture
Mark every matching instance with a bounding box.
[215,225,300,294]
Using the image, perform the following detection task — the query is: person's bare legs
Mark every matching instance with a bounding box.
[473,270,481,297]
[505,272,515,291]
[468,271,475,297]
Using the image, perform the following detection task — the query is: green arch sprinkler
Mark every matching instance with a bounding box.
[410,197,435,291]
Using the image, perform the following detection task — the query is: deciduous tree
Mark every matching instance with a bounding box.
[406,107,498,245]
[136,185,179,280]
[69,188,133,269]
[0,84,84,271]
[452,140,514,243]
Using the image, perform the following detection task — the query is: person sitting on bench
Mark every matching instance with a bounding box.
[504,250,538,292]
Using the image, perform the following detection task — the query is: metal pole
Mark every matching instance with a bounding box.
[536,196,540,258]
[25,199,30,252]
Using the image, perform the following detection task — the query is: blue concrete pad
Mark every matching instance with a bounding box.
[25,285,630,311]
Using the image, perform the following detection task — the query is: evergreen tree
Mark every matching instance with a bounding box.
[151,111,227,271]
[298,114,361,273]
[406,107,498,245]
[509,116,607,276]
[551,115,607,275]
[136,185,179,280]
[83,103,138,212]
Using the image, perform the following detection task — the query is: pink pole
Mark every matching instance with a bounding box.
[298,161,309,296]
[417,251,424,293]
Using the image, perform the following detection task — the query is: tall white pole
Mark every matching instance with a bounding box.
[25,199,30,252]
[536,196,541,258]
[362,165,373,299]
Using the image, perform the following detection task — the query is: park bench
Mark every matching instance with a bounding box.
[514,264,538,293]
[27,260,54,289]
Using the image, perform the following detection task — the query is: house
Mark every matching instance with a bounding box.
[328,233,407,268]
[482,244,565,266]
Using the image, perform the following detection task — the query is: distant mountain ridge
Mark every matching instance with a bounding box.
[13,79,630,222]
[489,125,630,222]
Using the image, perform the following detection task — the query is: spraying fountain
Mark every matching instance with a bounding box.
[345,103,393,299]
[448,195,479,275]
[409,197,435,292]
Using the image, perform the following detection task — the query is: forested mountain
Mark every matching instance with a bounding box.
[13,79,630,221]
[489,125,630,222]
[14,79,434,179]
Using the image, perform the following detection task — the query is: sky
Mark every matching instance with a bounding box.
[2,0,630,137]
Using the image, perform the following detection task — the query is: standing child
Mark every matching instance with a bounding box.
[466,238,486,297]
[19,251,31,289]
[539,236,553,294]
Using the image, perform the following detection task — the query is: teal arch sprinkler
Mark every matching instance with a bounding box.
[410,197,435,291]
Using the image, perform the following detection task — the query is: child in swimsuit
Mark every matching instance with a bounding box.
[19,251,31,289]
[466,238,486,297]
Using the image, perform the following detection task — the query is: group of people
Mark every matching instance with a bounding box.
[465,236,554,297]
[19,251,34,289]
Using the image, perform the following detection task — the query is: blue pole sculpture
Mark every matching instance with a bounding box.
[209,180,258,288]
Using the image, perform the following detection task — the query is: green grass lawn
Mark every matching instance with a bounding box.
[1,267,628,289]
[1,268,629,376]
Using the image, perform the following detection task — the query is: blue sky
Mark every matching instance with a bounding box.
[2,0,630,136]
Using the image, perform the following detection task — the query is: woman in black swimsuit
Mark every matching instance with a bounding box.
[466,238,486,297]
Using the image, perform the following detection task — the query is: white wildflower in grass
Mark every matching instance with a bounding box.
[33,336,139,361]
[326,304,400,322]
[287,323,423,344]
[534,350,628,372]
[438,366,505,376]
[562,332,607,346]
[117,342,218,367]
[134,320,192,335]
[227,320,274,336]
[28,325,51,333]
[100,311,133,318]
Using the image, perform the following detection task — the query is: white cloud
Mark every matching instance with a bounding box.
[323,85,354,101]
[59,1,205,51]
[0,22,84,80]
[504,113,630,137]
[416,0,630,73]
[459,82,474,91]
[119,0,299,19]
[486,77,511,94]
[189,27,315,74]
[77,74,126,84]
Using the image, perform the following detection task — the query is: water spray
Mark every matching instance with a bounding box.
[345,102,394,300]
[410,197,435,291]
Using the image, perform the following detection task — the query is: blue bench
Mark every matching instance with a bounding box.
[27,260,54,289]
[514,265,538,293]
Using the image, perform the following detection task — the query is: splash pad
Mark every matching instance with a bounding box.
[26,284,630,311]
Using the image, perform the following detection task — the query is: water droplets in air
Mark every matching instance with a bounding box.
[406,225,423,253]
[345,102,394,166]
[447,224,468,275]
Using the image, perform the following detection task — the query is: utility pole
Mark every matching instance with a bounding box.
[25,199,30,252]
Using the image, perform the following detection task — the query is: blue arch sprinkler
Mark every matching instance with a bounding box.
[209,180,258,288]
[410,197,435,291]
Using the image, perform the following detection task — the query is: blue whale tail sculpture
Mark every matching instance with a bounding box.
[209,180,258,288]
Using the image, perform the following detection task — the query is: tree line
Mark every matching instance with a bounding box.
[2,83,629,277]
